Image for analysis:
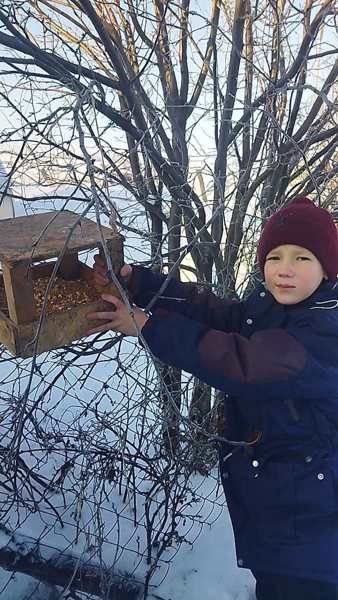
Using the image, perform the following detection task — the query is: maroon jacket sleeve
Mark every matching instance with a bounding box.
[140,310,316,401]
[126,265,242,332]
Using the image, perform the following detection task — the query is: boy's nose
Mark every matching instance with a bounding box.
[277,269,295,278]
[276,263,295,277]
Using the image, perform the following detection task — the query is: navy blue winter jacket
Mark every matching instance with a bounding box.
[128,265,338,583]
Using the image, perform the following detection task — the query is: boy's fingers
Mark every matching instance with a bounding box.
[93,259,108,276]
[120,264,132,278]
[94,268,108,279]
[93,264,108,278]
[93,273,109,285]
[101,294,123,308]
[86,311,115,321]
[94,254,106,267]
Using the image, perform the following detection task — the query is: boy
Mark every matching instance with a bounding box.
[87,197,338,600]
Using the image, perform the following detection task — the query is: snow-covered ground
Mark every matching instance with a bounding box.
[0,486,255,600]
[0,346,255,600]
[157,506,255,600]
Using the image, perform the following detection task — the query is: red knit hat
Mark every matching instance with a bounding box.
[258,197,338,281]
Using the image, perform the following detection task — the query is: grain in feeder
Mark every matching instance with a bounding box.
[0,210,124,357]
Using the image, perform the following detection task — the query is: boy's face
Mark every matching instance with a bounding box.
[264,244,327,305]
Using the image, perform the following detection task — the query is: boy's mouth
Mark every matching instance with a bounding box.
[276,284,296,289]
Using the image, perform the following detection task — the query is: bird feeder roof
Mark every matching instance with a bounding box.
[0,210,119,264]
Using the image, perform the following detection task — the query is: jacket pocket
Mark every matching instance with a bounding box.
[233,459,297,545]
[294,455,337,543]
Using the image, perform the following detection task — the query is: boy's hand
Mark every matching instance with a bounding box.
[92,254,132,289]
[86,295,149,337]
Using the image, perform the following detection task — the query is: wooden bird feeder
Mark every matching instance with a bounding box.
[0,210,124,357]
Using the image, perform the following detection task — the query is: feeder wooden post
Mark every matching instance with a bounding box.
[107,235,124,275]
[2,260,35,324]
[58,252,80,281]
[98,235,124,298]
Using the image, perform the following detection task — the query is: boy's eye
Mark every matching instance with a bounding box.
[266,256,280,261]
[297,256,311,261]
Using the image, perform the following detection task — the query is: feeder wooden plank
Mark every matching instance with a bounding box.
[0,296,120,358]
[16,297,119,357]
[32,262,57,280]
[0,310,17,356]
[32,260,84,281]
[2,260,36,324]
[0,211,121,264]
